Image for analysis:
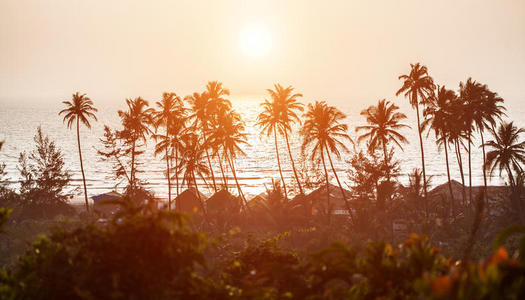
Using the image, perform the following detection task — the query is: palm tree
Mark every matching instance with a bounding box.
[118,97,154,194]
[484,122,525,187]
[270,84,305,195]
[472,86,505,200]
[152,92,184,210]
[59,92,98,212]
[256,97,289,198]
[396,63,435,216]
[356,99,409,175]
[209,107,249,207]
[423,86,457,206]
[301,101,353,222]
[178,133,210,215]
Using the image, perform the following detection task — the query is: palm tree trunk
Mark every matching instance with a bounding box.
[382,140,390,181]
[274,127,288,199]
[414,96,428,218]
[326,148,354,222]
[468,130,473,204]
[455,140,467,206]
[506,165,516,187]
[284,130,303,195]
[76,118,89,212]
[218,151,227,189]
[175,146,179,197]
[443,136,454,218]
[226,153,248,208]
[320,146,331,224]
[480,130,488,205]
[202,128,217,192]
[165,148,171,211]
[193,173,210,226]
[131,139,136,195]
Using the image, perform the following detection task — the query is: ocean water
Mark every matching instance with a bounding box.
[1,96,523,203]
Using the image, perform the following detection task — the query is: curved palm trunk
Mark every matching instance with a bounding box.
[443,137,454,218]
[284,130,303,195]
[175,147,179,197]
[76,118,89,212]
[202,129,217,192]
[320,147,331,224]
[192,172,210,226]
[413,92,428,218]
[468,130,473,204]
[455,140,467,206]
[130,139,136,195]
[217,151,227,189]
[326,148,354,222]
[274,127,288,199]
[226,152,249,209]
[480,130,488,204]
[165,129,171,210]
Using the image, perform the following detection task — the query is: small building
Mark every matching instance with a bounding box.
[91,191,123,215]
[175,188,207,214]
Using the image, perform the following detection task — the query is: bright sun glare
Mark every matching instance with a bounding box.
[239,24,271,58]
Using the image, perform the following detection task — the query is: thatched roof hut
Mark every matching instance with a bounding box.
[175,188,206,214]
[206,189,241,214]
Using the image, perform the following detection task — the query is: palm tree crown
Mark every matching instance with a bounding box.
[484,122,525,186]
[59,92,98,129]
[356,99,409,154]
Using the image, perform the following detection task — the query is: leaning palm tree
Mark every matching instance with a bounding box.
[152,92,184,210]
[472,86,505,200]
[209,107,249,207]
[177,133,210,216]
[256,98,289,199]
[301,101,353,222]
[59,92,98,212]
[267,84,305,195]
[356,99,409,176]
[396,63,435,216]
[118,97,154,193]
[423,86,457,205]
[484,122,525,187]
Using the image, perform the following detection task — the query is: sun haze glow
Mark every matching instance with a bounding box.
[239,24,272,58]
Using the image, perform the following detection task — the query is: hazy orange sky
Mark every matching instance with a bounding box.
[1,0,524,107]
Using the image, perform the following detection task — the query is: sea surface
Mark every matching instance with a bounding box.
[1,96,524,203]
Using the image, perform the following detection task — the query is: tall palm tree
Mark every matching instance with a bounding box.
[356,99,409,175]
[267,84,305,195]
[152,92,184,210]
[301,101,353,222]
[59,92,98,212]
[118,97,154,194]
[484,122,525,187]
[209,107,249,207]
[459,78,485,203]
[423,86,457,205]
[396,63,435,216]
[472,86,505,200]
[178,133,210,215]
[256,98,289,198]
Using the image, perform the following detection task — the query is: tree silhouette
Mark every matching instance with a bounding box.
[356,99,409,178]
[59,92,97,212]
[484,122,525,187]
[423,86,457,211]
[209,107,249,207]
[117,97,154,194]
[152,92,184,210]
[396,63,435,217]
[301,101,353,222]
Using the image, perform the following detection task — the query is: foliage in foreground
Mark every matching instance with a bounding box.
[0,208,524,299]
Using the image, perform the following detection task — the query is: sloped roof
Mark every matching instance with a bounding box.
[175,188,207,213]
[91,191,122,204]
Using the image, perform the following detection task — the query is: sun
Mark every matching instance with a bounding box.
[239,24,272,58]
